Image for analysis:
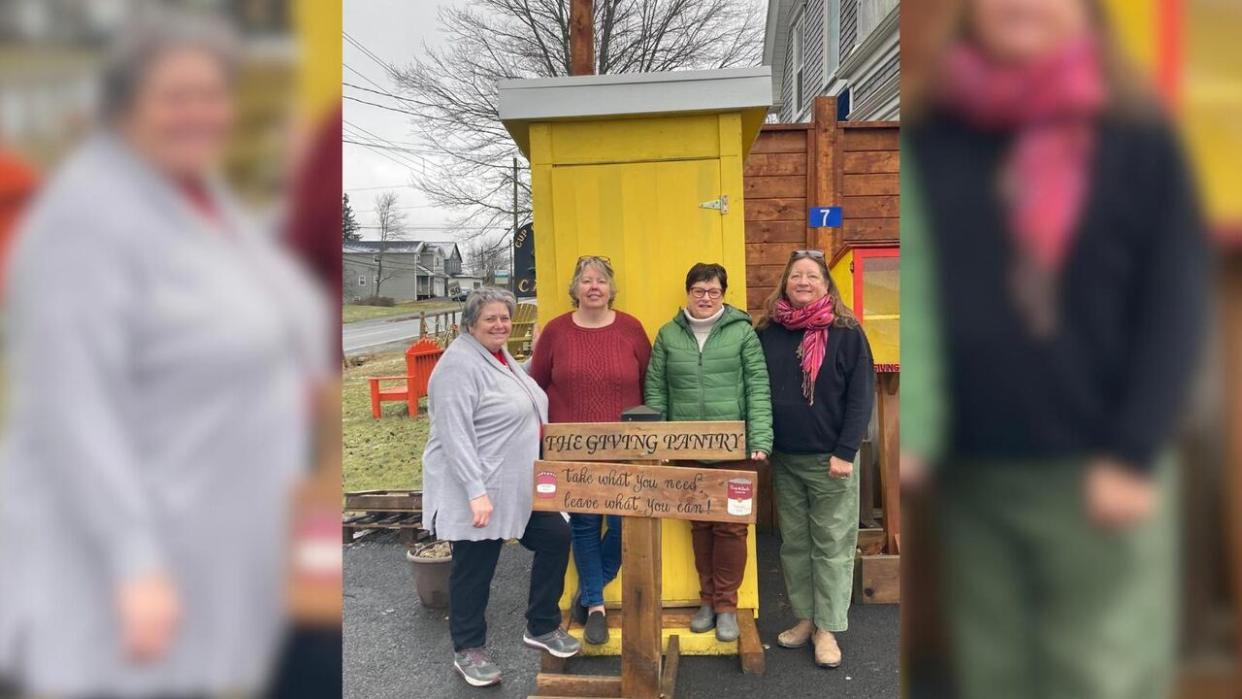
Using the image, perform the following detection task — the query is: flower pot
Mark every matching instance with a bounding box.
[407,540,452,609]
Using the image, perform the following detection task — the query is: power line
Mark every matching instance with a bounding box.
[344,94,415,115]
[345,184,416,192]
[343,31,397,75]
[344,81,422,110]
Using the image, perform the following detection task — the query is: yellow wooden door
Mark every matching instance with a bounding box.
[544,156,760,641]
[545,157,735,335]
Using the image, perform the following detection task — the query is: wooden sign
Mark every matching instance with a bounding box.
[542,421,747,462]
[531,460,757,524]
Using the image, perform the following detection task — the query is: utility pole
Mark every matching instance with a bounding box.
[570,0,595,76]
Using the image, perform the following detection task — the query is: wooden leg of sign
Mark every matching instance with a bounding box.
[621,515,663,699]
[540,651,568,674]
[660,634,681,698]
[534,673,622,697]
[737,609,766,674]
[876,373,902,554]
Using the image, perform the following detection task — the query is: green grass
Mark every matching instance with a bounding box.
[342,351,429,492]
[343,299,464,325]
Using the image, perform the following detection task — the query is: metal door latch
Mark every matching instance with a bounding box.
[699,195,729,215]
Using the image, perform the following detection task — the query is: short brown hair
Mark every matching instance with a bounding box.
[685,263,728,293]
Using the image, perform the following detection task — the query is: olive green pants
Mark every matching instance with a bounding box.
[938,458,1177,699]
[771,450,859,632]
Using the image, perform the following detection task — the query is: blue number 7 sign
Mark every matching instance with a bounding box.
[809,207,843,228]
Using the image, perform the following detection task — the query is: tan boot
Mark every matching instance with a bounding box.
[776,619,814,648]
[813,629,842,668]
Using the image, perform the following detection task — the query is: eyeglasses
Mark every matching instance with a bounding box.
[790,249,825,260]
[689,287,723,299]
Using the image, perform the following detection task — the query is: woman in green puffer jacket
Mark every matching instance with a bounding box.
[643,262,773,643]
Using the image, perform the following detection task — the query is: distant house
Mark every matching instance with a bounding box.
[343,240,466,302]
[764,0,900,123]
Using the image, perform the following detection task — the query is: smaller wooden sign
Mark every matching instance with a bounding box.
[542,421,747,462]
[531,460,757,524]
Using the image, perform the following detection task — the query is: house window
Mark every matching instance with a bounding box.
[358,275,366,286]
[823,0,841,83]
[790,11,804,115]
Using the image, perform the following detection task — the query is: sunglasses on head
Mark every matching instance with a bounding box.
[576,255,612,268]
[789,249,825,260]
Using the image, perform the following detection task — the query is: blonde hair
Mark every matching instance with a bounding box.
[755,253,859,331]
[568,256,618,309]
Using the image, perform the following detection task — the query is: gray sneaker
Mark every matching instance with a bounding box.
[523,627,582,658]
[690,603,716,633]
[715,611,739,642]
[453,647,502,687]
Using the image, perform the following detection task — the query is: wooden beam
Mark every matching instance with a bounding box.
[854,553,901,604]
[535,673,622,698]
[812,96,840,256]
[737,608,766,674]
[621,515,663,699]
[570,0,594,76]
[540,651,568,674]
[875,373,901,553]
[660,634,681,699]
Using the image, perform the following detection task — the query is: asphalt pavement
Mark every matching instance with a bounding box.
[344,530,899,699]
[343,312,462,355]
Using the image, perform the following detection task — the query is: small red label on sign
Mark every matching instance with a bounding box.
[535,471,557,498]
[727,477,753,516]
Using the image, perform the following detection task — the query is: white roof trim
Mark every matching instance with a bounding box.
[498,67,772,123]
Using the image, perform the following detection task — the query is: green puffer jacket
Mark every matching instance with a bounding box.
[644,305,773,455]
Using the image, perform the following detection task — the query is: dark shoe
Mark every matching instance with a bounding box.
[523,627,582,658]
[569,591,588,626]
[689,603,716,633]
[715,611,739,642]
[584,610,609,645]
[453,647,502,687]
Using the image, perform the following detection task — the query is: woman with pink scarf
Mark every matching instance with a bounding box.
[903,1,1207,697]
[755,251,874,669]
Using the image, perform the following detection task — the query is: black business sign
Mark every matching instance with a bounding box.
[513,222,536,298]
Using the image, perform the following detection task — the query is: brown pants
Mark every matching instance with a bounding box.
[686,460,751,612]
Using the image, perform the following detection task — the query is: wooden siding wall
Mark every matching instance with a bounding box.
[743,96,899,319]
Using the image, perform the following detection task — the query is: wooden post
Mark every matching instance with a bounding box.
[620,513,662,698]
[570,0,594,76]
[811,96,840,255]
[876,372,901,553]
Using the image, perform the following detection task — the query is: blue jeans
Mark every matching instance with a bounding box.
[570,513,622,608]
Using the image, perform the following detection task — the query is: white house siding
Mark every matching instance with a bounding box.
[342,252,423,302]
[767,0,899,123]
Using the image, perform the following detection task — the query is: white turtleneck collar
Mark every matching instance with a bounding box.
[683,306,725,350]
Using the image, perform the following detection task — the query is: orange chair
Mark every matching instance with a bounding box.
[368,338,445,418]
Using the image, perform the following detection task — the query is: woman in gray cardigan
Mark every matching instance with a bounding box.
[423,288,580,687]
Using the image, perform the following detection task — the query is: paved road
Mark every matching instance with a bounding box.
[345,530,899,699]
[343,311,462,355]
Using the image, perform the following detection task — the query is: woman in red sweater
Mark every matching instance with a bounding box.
[528,255,652,645]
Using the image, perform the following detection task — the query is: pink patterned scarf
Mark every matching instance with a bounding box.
[939,36,1107,272]
[772,295,836,405]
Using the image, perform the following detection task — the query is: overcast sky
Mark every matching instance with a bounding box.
[343,0,459,241]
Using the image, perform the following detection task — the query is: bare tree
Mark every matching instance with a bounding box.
[388,0,764,238]
[371,191,408,299]
[467,235,510,285]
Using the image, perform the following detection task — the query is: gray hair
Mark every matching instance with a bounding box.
[100,12,241,120]
[462,287,517,329]
[568,257,618,309]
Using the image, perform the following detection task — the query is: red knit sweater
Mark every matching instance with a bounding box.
[528,311,653,423]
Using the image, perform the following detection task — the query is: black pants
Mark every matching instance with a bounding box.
[449,511,570,652]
